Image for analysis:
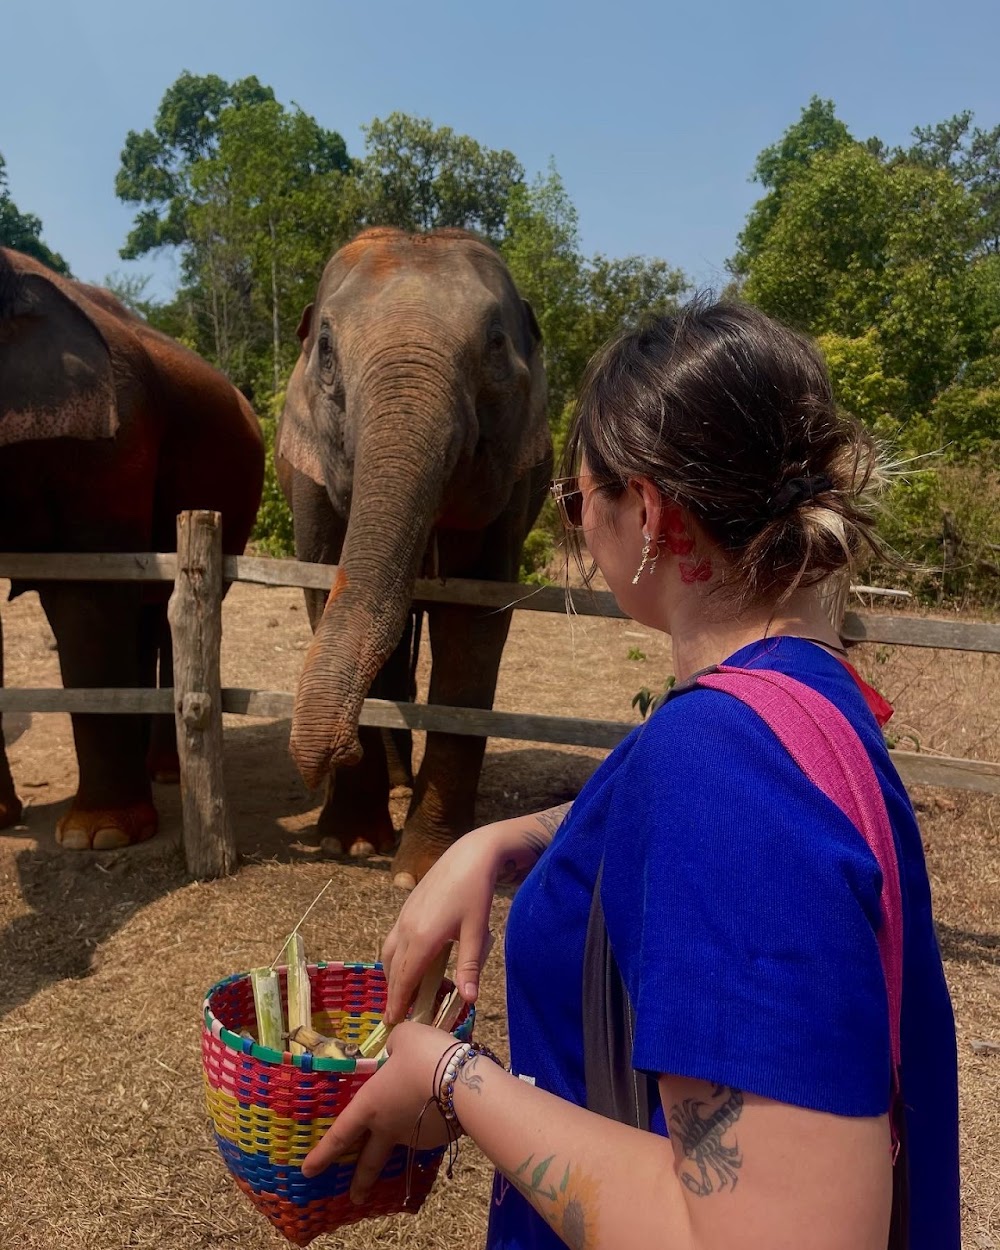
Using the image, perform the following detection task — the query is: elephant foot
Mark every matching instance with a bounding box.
[319,831,390,860]
[390,831,449,891]
[318,805,396,861]
[0,793,23,830]
[56,800,158,850]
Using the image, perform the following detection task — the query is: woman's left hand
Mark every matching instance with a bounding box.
[301,1021,460,1204]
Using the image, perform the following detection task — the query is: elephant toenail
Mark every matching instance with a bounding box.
[349,840,376,858]
[320,836,343,857]
[58,826,91,850]
[93,827,131,850]
[392,872,417,892]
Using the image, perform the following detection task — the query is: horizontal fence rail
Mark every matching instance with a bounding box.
[1,552,998,653]
[0,686,998,798]
[1,528,999,874]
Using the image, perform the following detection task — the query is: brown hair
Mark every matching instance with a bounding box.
[563,297,887,603]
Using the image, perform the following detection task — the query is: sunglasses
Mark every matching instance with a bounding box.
[550,477,584,529]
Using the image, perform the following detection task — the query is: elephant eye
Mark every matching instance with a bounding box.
[486,325,507,353]
[317,325,337,379]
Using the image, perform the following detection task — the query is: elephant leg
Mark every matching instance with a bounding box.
[140,601,179,784]
[317,726,396,858]
[392,601,513,889]
[380,610,419,793]
[39,581,157,850]
[0,611,23,830]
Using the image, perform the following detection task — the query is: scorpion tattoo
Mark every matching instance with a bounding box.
[669,1084,745,1196]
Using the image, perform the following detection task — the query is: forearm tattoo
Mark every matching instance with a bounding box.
[457,1053,486,1096]
[534,801,573,838]
[497,804,572,886]
[668,1084,744,1196]
[506,1152,595,1250]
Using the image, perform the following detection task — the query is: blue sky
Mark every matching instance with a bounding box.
[3,0,999,299]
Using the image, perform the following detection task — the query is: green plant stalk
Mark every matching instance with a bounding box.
[250,967,284,1051]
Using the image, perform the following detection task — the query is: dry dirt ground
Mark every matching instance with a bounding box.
[0,581,996,1248]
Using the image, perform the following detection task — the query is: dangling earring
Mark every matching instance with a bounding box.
[632,533,659,584]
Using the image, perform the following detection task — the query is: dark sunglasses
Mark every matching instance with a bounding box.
[550,477,584,529]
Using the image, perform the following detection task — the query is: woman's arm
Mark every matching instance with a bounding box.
[381,803,572,1022]
[303,1022,892,1250]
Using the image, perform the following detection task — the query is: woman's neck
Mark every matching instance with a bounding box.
[666,587,846,682]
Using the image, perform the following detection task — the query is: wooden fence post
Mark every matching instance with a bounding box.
[168,510,236,879]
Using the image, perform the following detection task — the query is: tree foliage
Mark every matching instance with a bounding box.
[0,154,69,273]
[354,113,523,239]
[737,99,1000,603]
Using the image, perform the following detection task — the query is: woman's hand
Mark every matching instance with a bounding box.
[381,805,569,1025]
[300,1021,457,1203]
[381,825,504,1025]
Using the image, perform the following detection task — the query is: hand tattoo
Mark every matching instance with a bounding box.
[668,1083,744,1196]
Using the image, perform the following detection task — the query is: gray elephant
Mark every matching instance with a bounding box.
[277,227,551,888]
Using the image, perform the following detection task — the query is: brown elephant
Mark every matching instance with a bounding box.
[0,247,264,849]
[278,227,551,888]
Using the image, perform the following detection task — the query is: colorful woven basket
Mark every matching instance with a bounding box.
[202,961,473,1246]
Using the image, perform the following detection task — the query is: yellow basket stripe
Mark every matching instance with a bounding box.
[204,1077,359,1167]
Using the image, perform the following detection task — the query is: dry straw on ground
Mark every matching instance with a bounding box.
[0,583,996,1247]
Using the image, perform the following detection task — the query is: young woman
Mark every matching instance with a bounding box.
[303,301,960,1250]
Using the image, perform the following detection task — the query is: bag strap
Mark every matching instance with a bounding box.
[697,666,904,1107]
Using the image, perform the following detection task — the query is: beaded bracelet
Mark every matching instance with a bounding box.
[435,1041,507,1124]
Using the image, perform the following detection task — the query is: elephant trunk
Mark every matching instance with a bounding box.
[289,368,461,789]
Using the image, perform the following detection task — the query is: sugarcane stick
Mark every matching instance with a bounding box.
[250,967,283,1052]
[283,934,311,1056]
[285,1024,354,1059]
[432,986,466,1034]
[359,942,453,1059]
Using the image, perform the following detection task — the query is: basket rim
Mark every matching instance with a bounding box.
[203,960,388,1073]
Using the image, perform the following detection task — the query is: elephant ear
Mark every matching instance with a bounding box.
[0,261,119,448]
[517,298,552,479]
[276,353,325,487]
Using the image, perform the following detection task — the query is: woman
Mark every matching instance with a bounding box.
[303,301,960,1249]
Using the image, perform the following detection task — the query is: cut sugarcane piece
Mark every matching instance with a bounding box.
[359,943,453,1060]
[286,1024,350,1059]
[432,986,465,1034]
[251,967,284,1052]
[282,934,312,1056]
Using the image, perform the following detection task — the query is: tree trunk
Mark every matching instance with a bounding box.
[269,215,281,397]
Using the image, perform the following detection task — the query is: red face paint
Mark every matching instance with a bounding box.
[680,558,713,584]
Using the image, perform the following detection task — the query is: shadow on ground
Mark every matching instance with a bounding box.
[0,716,598,1019]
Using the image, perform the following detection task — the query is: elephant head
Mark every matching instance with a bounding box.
[278,228,549,789]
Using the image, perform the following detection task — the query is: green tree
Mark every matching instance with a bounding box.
[742,144,978,416]
[187,99,354,390]
[117,75,353,393]
[115,71,282,258]
[501,167,585,419]
[355,113,523,239]
[899,111,1000,256]
[731,97,854,277]
[0,154,69,273]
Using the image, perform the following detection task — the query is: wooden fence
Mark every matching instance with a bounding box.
[2,509,1000,878]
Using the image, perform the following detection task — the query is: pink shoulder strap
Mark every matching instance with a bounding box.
[696,665,904,1147]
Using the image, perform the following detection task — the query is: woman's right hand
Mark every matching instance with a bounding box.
[380,805,570,1025]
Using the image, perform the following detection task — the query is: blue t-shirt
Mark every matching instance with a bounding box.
[487,637,959,1250]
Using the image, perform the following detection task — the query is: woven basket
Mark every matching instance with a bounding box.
[202,961,473,1246]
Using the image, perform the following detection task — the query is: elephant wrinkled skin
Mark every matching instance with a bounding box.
[0,247,265,849]
[278,227,552,888]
